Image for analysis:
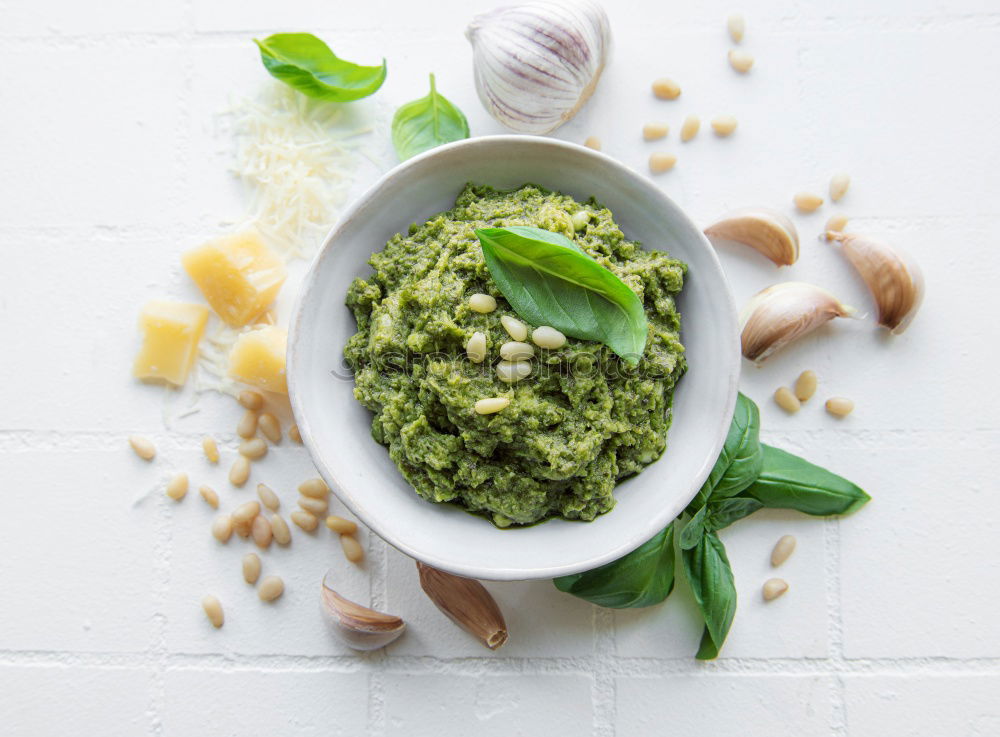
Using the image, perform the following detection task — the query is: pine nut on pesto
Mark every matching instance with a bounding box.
[345,184,686,527]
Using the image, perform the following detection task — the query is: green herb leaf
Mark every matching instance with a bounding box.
[707,497,764,530]
[679,506,707,550]
[476,226,648,365]
[552,523,675,608]
[391,74,469,161]
[682,531,737,660]
[687,393,763,513]
[745,444,871,516]
[254,33,386,102]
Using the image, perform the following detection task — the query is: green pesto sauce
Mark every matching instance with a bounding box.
[344,184,687,527]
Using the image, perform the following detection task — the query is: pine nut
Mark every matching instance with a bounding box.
[825,397,854,417]
[298,478,329,499]
[211,515,233,543]
[794,370,818,402]
[680,115,700,142]
[499,341,534,361]
[242,553,261,584]
[129,435,156,461]
[500,315,528,341]
[258,575,284,602]
[202,435,220,464]
[651,77,681,100]
[237,410,258,439]
[239,438,267,460]
[270,514,291,545]
[496,360,531,384]
[257,483,280,511]
[531,326,566,349]
[251,514,272,548]
[288,423,302,444]
[232,500,260,526]
[727,13,746,43]
[229,456,251,487]
[291,509,319,532]
[824,213,849,237]
[199,485,219,509]
[829,173,851,202]
[774,387,801,413]
[571,211,590,231]
[340,534,364,563]
[166,473,188,501]
[298,495,328,517]
[238,390,264,411]
[583,136,601,150]
[762,578,789,601]
[325,515,358,535]
[793,192,824,213]
[771,535,797,567]
[469,293,497,313]
[643,122,669,140]
[711,114,738,137]
[258,413,281,444]
[233,516,252,538]
[475,397,510,415]
[728,49,755,73]
[466,331,487,363]
[649,152,677,173]
[202,595,224,627]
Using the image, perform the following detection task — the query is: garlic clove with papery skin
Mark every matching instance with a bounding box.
[704,208,800,266]
[320,569,405,651]
[741,282,855,362]
[466,0,611,134]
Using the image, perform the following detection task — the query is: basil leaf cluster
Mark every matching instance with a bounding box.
[391,74,469,161]
[254,33,386,102]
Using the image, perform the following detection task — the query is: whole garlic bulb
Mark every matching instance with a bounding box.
[466,0,611,134]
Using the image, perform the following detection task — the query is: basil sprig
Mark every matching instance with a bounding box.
[553,392,871,659]
[476,226,648,365]
[391,74,469,161]
[254,33,386,102]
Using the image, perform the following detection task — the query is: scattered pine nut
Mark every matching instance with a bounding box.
[341,534,365,563]
[165,473,188,501]
[649,152,677,173]
[258,413,281,444]
[298,495,329,517]
[824,213,849,238]
[771,535,797,567]
[257,483,280,511]
[642,122,669,140]
[232,500,260,527]
[469,293,497,313]
[202,595,224,628]
[199,485,219,509]
[242,553,261,584]
[825,397,855,417]
[298,478,330,499]
[211,515,233,543]
[270,514,291,545]
[291,509,319,532]
[794,370,818,402]
[258,575,284,602]
[475,397,510,415]
[229,456,251,487]
[651,77,681,100]
[325,515,358,535]
[531,326,566,350]
[710,114,738,137]
[499,341,534,361]
[129,436,156,461]
[762,578,789,601]
[251,514,273,549]
[583,136,601,151]
[794,192,824,213]
[202,435,220,464]
[829,173,851,202]
[774,387,801,414]
[728,49,754,73]
[571,210,591,230]
[238,390,264,411]
[500,315,528,341]
[496,360,532,384]
[466,331,487,364]
[680,115,700,142]
[237,410,258,439]
[727,13,746,43]
[239,438,268,460]
[288,423,302,443]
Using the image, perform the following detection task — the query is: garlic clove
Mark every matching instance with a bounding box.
[466,0,611,134]
[741,282,855,362]
[320,569,405,651]
[416,561,508,650]
[704,208,800,266]
[827,232,924,334]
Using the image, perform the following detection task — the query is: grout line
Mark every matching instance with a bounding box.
[591,606,617,737]
[825,516,848,735]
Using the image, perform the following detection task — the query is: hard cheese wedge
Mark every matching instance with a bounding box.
[182,232,287,327]
[228,326,288,394]
[133,300,209,386]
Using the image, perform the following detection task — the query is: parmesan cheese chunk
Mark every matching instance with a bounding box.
[182,231,287,327]
[133,300,209,386]
[228,326,288,394]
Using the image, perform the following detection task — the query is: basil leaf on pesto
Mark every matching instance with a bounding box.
[254,33,386,102]
[475,226,648,365]
[746,445,871,516]
[392,74,469,161]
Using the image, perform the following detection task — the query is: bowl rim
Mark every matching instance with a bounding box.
[287,134,739,580]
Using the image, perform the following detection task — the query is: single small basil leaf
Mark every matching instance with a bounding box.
[707,497,763,531]
[476,226,648,365]
[391,74,469,161]
[745,444,871,516]
[552,523,675,608]
[682,531,737,660]
[679,506,707,550]
[254,33,386,102]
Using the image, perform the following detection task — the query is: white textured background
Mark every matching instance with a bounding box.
[1,0,998,735]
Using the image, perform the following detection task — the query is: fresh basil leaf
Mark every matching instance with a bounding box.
[745,444,871,516]
[254,33,386,102]
[391,74,469,161]
[553,523,675,608]
[679,506,707,550]
[687,393,763,514]
[707,497,763,531]
[682,531,737,660]
[476,226,648,365]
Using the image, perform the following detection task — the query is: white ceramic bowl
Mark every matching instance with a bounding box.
[288,135,739,581]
